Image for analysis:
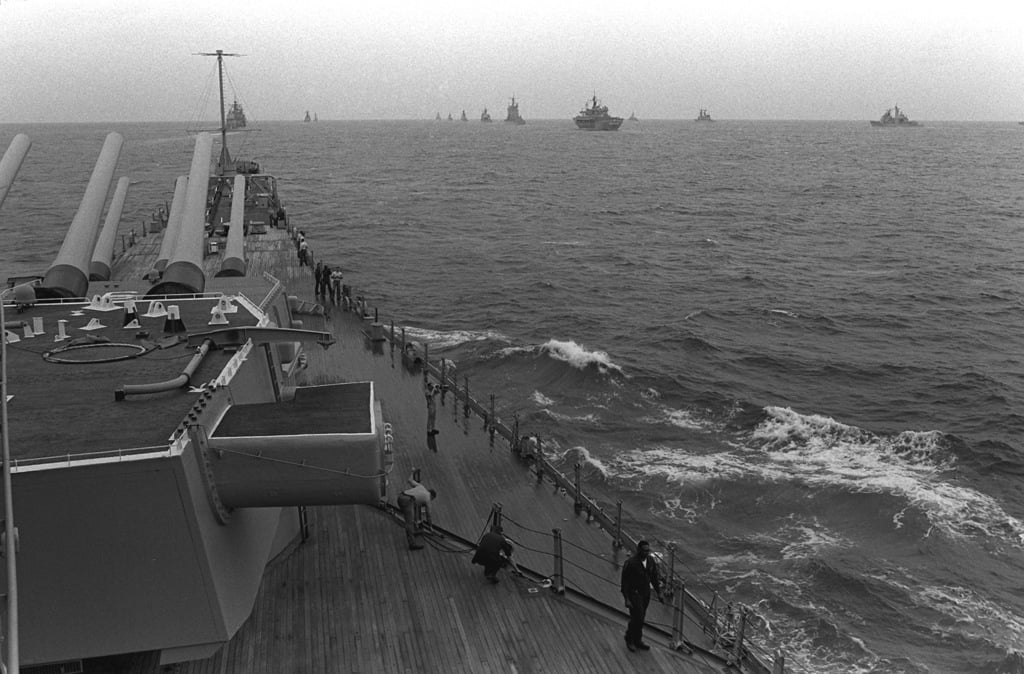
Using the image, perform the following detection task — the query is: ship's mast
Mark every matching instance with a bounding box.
[196,49,242,174]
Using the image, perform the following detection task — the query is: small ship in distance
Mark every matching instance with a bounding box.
[573,94,623,131]
[506,96,526,124]
[871,105,921,126]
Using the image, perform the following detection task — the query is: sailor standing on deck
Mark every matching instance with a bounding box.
[323,264,336,304]
[320,264,333,302]
[620,540,663,652]
[330,267,344,305]
[397,471,436,551]
[425,382,440,436]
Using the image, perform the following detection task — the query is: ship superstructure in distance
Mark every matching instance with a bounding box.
[225,100,247,129]
[573,94,623,131]
[505,95,526,124]
[870,104,920,126]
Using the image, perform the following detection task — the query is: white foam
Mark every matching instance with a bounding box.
[540,339,623,374]
[615,445,754,486]
[775,519,853,560]
[531,390,554,406]
[402,326,507,350]
[641,407,706,430]
[866,569,1024,651]
[560,445,611,478]
[752,406,1024,542]
[540,408,600,424]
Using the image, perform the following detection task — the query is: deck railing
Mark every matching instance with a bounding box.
[334,286,803,674]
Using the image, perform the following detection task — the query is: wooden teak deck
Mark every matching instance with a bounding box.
[147,238,736,673]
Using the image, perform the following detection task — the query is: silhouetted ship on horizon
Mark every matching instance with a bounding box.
[870,105,921,127]
[573,94,623,131]
[505,96,526,125]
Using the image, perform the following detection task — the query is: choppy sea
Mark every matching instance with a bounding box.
[2,119,1024,673]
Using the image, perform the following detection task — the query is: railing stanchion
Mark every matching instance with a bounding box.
[573,463,582,513]
[671,578,693,653]
[451,377,459,421]
[730,606,748,670]
[512,413,520,456]
[707,592,720,641]
[551,528,565,595]
[772,649,786,674]
[536,438,544,484]
[613,500,623,549]
[488,394,496,443]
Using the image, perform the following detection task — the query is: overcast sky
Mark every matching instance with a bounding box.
[2,0,1022,122]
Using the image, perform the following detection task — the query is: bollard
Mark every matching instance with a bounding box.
[370,321,385,342]
[573,463,582,513]
[613,500,623,549]
[551,528,565,595]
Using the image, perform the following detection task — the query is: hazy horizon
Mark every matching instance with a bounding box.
[2,0,1022,124]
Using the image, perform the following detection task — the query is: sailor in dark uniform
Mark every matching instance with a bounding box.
[620,540,663,652]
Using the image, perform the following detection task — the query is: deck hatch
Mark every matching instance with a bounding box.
[212,382,374,437]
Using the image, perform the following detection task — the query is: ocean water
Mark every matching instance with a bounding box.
[2,119,1024,673]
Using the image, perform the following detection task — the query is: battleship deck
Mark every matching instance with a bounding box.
[150,236,744,673]
[13,224,765,671]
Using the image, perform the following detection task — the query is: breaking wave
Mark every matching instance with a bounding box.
[497,338,623,375]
